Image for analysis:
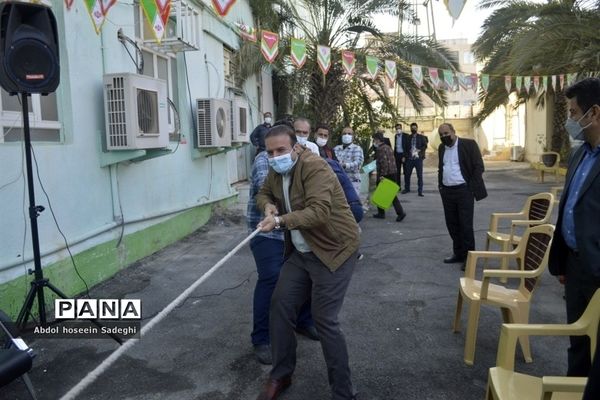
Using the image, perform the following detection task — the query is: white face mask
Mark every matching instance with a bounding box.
[396,129,402,134]
[296,136,308,145]
[564,107,592,141]
[342,134,353,144]
[264,117,272,124]
[316,137,328,147]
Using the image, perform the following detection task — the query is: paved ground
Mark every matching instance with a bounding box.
[4,162,570,400]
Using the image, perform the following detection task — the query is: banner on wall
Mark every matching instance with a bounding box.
[342,51,356,77]
[260,30,279,63]
[317,45,331,74]
[290,38,307,68]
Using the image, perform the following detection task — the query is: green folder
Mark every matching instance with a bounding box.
[371,177,400,209]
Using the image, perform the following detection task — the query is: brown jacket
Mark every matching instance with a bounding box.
[375,143,396,178]
[256,148,360,271]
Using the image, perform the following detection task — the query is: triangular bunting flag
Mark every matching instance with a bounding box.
[341,51,355,77]
[515,76,522,93]
[385,60,397,85]
[260,31,279,63]
[567,73,577,87]
[235,22,257,42]
[481,74,490,92]
[429,68,440,89]
[290,38,307,68]
[443,0,467,20]
[542,76,548,92]
[412,64,423,87]
[551,75,557,91]
[317,45,331,75]
[533,76,540,93]
[366,56,379,80]
[443,70,455,91]
[505,76,512,93]
[83,0,106,33]
[457,72,470,90]
[559,74,565,90]
[65,0,74,9]
[523,76,531,94]
[212,0,237,17]
[470,74,478,92]
[140,0,171,43]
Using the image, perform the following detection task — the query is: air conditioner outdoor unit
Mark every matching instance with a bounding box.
[195,98,232,148]
[231,98,250,143]
[103,73,168,150]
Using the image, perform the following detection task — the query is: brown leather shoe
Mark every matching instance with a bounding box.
[255,376,292,400]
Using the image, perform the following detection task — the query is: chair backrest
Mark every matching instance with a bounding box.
[525,192,554,224]
[515,224,555,296]
[540,151,560,168]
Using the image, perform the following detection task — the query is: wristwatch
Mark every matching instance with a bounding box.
[274,216,281,230]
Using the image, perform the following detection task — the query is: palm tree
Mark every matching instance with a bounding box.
[239,0,459,134]
[472,0,600,157]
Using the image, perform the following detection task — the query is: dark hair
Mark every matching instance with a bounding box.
[410,123,418,128]
[395,123,402,129]
[265,124,297,145]
[372,132,385,142]
[316,123,330,132]
[273,118,294,130]
[565,77,600,113]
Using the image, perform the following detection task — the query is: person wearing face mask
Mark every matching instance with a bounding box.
[437,123,487,271]
[251,112,273,154]
[393,123,408,187]
[548,77,600,378]
[402,123,428,196]
[293,117,320,155]
[371,132,406,221]
[333,127,364,198]
[315,124,338,160]
[254,124,360,400]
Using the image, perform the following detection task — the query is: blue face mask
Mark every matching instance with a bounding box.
[565,107,592,141]
[269,152,295,174]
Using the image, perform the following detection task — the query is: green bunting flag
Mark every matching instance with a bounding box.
[542,76,548,92]
[481,74,490,92]
[290,38,307,68]
[567,73,577,87]
[140,0,171,43]
[341,51,355,77]
[317,45,331,75]
[443,70,454,91]
[366,56,379,80]
[515,76,522,93]
[261,31,279,63]
[385,60,397,85]
[83,0,111,33]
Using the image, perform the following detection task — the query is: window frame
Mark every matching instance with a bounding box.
[0,91,62,144]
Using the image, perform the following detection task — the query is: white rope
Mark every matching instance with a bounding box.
[59,228,261,400]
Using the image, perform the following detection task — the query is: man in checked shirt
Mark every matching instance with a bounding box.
[333,126,364,198]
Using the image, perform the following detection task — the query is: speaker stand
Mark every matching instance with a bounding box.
[14,93,122,344]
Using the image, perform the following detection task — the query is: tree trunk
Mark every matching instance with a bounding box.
[550,90,570,161]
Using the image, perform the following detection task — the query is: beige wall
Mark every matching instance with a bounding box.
[524,97,553,162]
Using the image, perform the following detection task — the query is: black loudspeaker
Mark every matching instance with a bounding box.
[0,1,59,94]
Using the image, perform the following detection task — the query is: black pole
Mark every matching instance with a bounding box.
[18,92,47,326]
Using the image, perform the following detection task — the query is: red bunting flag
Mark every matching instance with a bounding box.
[212,0,237,17]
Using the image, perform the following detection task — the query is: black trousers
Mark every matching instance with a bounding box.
[565,250,600,377]
[376,174,405,217]
[404,158,423,193]
[440,185,474,259]
[394,153,403,186]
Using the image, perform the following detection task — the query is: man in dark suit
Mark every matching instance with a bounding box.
[437,123,487,270]
[393,123,407,187]
[402,123,428,196]
[548,77,600,377]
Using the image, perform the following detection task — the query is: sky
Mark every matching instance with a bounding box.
[374,0,493,43]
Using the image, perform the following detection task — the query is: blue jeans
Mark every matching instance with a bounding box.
[250,236,313,346]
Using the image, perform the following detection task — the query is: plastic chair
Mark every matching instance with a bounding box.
[486,289,600,400]
[537,151,561,183]
[550,186,563,206]
[485,192,554,282]
[0,310,37,399]
[453,224,555,366]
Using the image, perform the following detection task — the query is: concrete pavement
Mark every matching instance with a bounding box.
[3,163,570,400]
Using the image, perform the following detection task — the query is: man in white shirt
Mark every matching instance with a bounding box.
[437,123,487,270]
[293,117,320,155]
